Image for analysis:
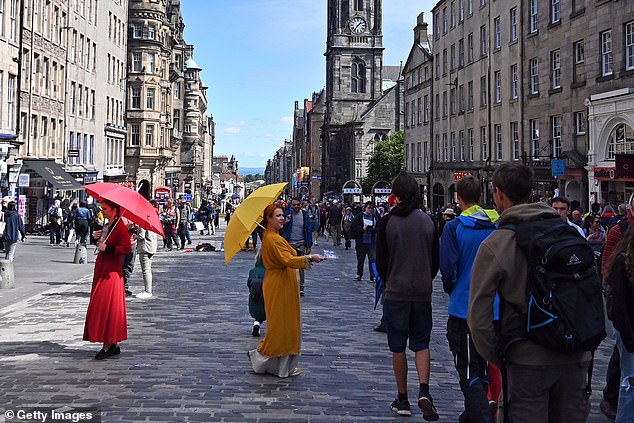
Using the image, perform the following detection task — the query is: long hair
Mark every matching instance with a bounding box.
[604,223,634,285]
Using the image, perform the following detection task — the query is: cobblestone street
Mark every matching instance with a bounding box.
[0,227,615,422]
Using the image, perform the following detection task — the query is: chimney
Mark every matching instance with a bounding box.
[414,12,429,45]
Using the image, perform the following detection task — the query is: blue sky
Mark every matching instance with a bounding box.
[182,1,437,169]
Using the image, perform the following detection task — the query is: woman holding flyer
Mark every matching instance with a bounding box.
[351,201,378,281]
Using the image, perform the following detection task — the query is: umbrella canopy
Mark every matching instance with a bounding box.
[84,182,164,237]
[231,193,240,199]
[223,182,287,265]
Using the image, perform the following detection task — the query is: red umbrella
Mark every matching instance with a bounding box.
[83,182,164,237]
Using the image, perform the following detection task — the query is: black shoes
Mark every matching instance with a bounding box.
[373,323,387,333]
[94,344,120,360]
[353,275,362,281]
[124,289,133,296]
[391,398,412,416]
[418,391,439,421]
[252,322,260,337]
[600,399,617,420]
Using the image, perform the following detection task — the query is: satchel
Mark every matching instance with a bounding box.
[249,276,265,304]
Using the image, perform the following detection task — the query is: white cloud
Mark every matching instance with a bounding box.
[223,127,241,135]
[280,116,293,125]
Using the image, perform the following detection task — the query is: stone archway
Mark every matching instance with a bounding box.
[432,183,445,212]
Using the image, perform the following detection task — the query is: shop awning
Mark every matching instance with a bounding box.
[23,160,84,190]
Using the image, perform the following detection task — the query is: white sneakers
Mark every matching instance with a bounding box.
[136,291,152,299]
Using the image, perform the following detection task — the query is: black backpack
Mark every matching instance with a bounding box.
[499,214,606,354]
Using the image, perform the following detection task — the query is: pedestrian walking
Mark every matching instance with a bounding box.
[3,201,25,262]
[48,199,63,245]
[122,218,137,296]
[83,200,132,360]
[248,203,325,377]
[282,197,313,296]
[469,162,593,423]
[351,201,378,281]
[135,224,158,299]
[247,249,266,337]
[328,200,343,246]
[342,207,354,249]
[177,198,193,248]
[604,224,634,423]
[74,201,92,245]
[439,176,499,423]
[161,201,179,250]
[375,171,440,420]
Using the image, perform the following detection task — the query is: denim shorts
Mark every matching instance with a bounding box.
[383,299,432,353]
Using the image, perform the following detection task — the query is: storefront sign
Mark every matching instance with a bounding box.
[453,172,472,181]
[83,172,98,184]
[343,188,362,194]
[615,154,634,178]
[374,188,392,195]
[594,167,616,180]
[551,159,566,177]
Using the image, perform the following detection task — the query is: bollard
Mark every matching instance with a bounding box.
[0,258,15,289]
[73,243,88,264]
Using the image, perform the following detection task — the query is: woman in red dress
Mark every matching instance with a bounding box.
[83,200,132,360]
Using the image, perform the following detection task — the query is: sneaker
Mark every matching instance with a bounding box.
[136,292,152,299]
[124,289,133,297]
[289,368,302,377]
[313,241,318,246]
[370,277,375,282]
[299,289,305,297]
[600,399,617,420]
[418,391,439,421]
[353,275,362,281]
[252,322,260,337]
[390,398,412,416]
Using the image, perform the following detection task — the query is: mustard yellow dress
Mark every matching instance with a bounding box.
[248,228,310,377]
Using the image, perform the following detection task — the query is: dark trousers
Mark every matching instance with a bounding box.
[75,220,89,244]
[603,345,621,405]
[355,242,375,278]
[49,221,62,244]
[446,316,493,423]
[122,242,137,290]
[506,361,590,423]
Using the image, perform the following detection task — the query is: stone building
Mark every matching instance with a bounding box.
[429,0,634,211]
[307,90,326,199]
[402,12,432,206]
[321,0,404,195]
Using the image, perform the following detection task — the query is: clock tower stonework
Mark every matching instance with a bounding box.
[322,0,398,194]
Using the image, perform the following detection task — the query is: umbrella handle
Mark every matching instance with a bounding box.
[95,218,121,254]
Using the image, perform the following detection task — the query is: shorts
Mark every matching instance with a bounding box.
[383,299,432,353]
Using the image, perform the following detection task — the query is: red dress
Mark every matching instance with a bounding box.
[83,218,132,344]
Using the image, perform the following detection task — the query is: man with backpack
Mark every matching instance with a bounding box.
[440,176,498,423]
[469,162,602,423]
[48,199,63,245]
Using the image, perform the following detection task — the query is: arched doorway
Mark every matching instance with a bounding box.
[432,183,444,212]
[137,180,150,200]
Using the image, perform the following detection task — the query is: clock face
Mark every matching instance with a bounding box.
[349,17,367,34]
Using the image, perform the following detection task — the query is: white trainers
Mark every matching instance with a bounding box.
[136,292,153,299]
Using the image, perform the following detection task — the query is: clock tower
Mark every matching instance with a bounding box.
[323,0,386,192]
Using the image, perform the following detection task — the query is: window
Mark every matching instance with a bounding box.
[145,124,154,147]
[435,53,440,76]
[436,135,440,160]
[459,130,465,161]
[146,88,155,109]
[131,87,140,108]
[529,0,538,33]
[173,81,180,99]
[552,115,562,157]
[601,30,613,76]
[451,1,456,28]
[480,75,487,106]
[494,17,501,49]
[468,0,473,16]
[480,127,488,161]
[529,57,539,94]
[575,111,586,135]
[354,0,363,11]
[443,134,448,161]
[147,24,155,40]
[435,13,440,39]
[351,60,366,93]
[443,91,447,117]
[574,40,585,64]
[510,8,518,41]
[467,33,473,62]
[551,0,560,24]
[458,38,464,67]
[0,0,5,37]
[423,95,429,123]
[468,128,474,161]
[551,49,560,89]
[417,97,422,124]
[132,52,141,72]
[133,23,141,38]
[443,49,447,74]
[494,124,502,161]
[7,75,14,128]
[467,81,473,110]
[146,53,155,73]
[511,122,519,160]
[626,22,634,70]
[450,88,456,114]
[451,44,455,70]
[130,124,140,146]
[443,7,447,33]
[480,25,487,56]
[530,119,540,160]
[9,0,15,41]
[494,71,501,103]
[435,94,439,120]
[511,64,518,99]
[459,0,464,22]
[459,84,465,112]
[607,124,634,159]
[451,132,456,161]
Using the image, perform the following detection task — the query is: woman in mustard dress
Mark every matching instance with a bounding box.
[248,203,325,377]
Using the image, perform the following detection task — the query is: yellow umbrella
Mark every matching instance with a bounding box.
[223,182,287,265]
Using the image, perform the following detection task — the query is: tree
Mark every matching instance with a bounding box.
[244,173,264,183]
[361,131,404,193]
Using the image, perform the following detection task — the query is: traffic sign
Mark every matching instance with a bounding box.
[183,193,193,202]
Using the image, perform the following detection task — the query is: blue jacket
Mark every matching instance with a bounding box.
[282,209,313,247]
[440,206,498,319]
[4,210,25,243]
